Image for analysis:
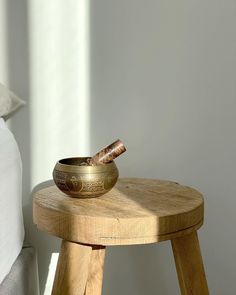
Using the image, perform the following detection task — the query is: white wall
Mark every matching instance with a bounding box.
[2,0,236,294]
[90,1,236,294]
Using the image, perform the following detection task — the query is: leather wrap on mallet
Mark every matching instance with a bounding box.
[88,139,126,165]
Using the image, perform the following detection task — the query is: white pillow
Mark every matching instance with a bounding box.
[0,118,25,283]
[0,82,25,118]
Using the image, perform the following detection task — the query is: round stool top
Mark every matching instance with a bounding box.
[33,178,204,246]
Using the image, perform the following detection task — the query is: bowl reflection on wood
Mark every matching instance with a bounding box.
[53,157,119,198]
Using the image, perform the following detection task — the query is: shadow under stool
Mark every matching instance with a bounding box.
[33,178,209,295]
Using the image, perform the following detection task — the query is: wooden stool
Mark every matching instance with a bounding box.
[33,178,209,295]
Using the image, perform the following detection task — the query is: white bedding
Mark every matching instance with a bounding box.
[0,118,24,283]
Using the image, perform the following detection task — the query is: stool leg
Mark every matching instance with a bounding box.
[171,231,209,295]
[84,246,106,295]
[52,240,92,295]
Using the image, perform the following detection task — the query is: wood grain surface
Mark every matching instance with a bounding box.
[171,231,209,295]
[52,241,92,295]
[33,178,204,245]
[84,246,106,295]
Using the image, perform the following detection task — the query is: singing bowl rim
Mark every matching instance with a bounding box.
[55,157,117,173]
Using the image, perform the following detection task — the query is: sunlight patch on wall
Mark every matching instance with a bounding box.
[44,252,59,294]
[29,0,90,187]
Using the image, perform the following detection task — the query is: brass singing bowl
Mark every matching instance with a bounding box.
[53,157,119,198]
